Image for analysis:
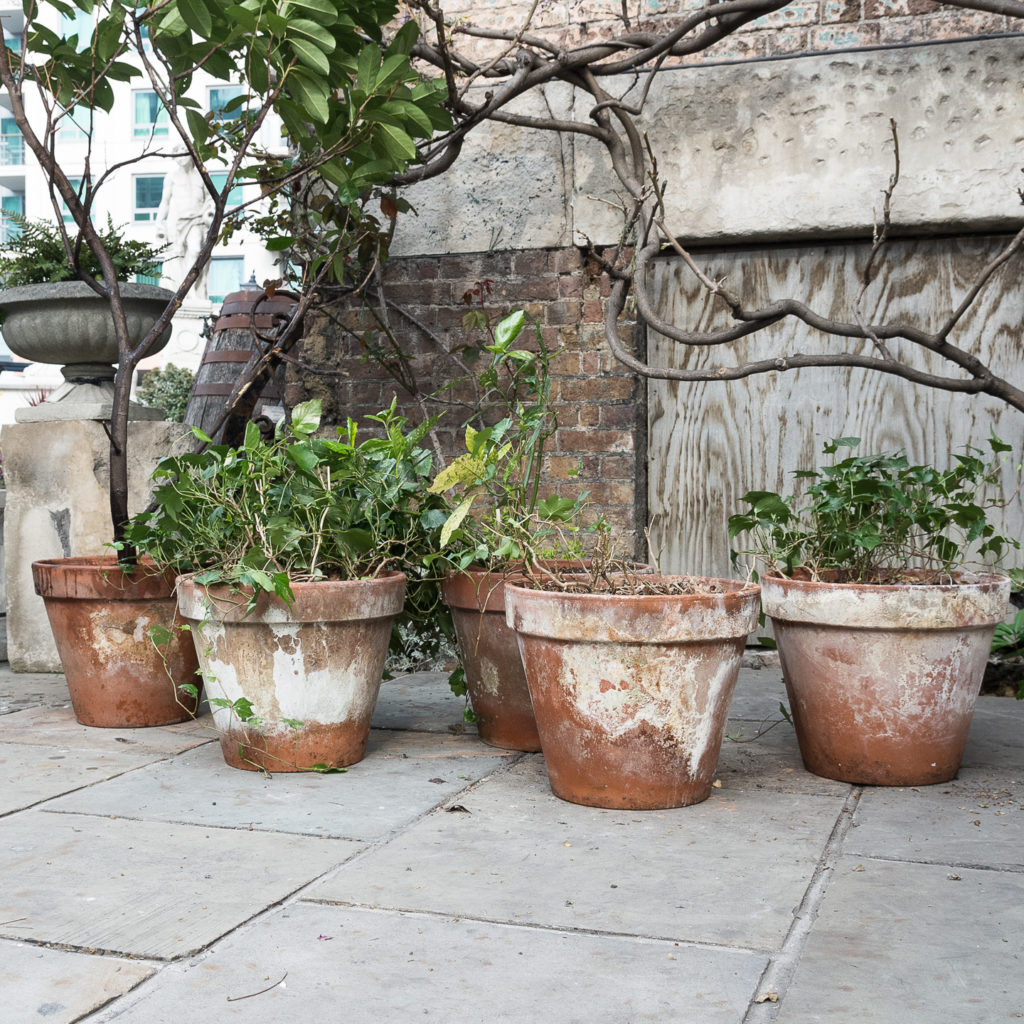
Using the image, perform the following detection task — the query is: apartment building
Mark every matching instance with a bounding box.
[0,4,280,420]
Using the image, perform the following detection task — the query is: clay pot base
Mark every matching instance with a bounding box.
[74,689,198,729]
[217,723,370,773]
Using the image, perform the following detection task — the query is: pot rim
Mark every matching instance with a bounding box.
[763,568,1008,592]
[0,281,174,304]
[504,574,761,644]
[32,554,177,600]
[176,569,407,624]
[505,573,760,603]
[761,569,1010,630]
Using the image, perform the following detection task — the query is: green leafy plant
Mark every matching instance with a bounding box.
[427,309,590,574]
[135,364,196,421]
[990,607,1024,700]
[0,215,164,287]
[125,398,448,616]
[729,434,1020,584]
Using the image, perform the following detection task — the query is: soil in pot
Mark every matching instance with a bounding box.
[32,555,200,727]
[177,572,405,772]
[505,574,761,809]
[762,570,1010,786]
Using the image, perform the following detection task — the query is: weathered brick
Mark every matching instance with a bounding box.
[822,0,862,22]
[512,250,550,277]
[600,454,637,479]
[545,299,581,325]
[808,22,880,46]
[864,0,938,16]
[599,404,642,428]
[749,3,820,29]
[544,454,601,479]
[558,429,634,453]
[557,377,637,403]
[546,247,580,273]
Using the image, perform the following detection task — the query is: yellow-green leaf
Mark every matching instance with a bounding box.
[429,453,487,494]
[441,496,475,548]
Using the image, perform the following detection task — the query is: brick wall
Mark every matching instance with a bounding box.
[290,247,648,559]
[423,0,1014,63]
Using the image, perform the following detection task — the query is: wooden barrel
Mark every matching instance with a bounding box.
[184,281,298,441]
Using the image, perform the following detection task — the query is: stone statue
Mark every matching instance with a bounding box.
[155,155,215,301]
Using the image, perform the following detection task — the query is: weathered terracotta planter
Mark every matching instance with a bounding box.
[762,571,1010,786]
[442,569,541,752]
[31,556,200,727]
[177,572,405,772]
[505,576,761,809]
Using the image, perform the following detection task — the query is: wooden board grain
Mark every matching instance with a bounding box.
[647,235,1024,578]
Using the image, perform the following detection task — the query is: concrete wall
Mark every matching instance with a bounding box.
[392,37,1024,255]
[1,420,187,671]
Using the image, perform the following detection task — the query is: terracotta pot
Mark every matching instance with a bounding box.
[31,556,200,727]
[442,569,541,752]
[762,571,1010,786]
[177,572,406,772]
[505,576,761,809]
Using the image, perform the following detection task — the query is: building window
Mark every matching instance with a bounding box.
[1,193,23,243]
[134,175,163,221]
[208,256,244,305]
[208,85,243,121]
[210,171,243,211]
[133,90,168,138]
[61,10,94,47]
[59,106,88,143]
[62,177,83,224]
[0,116,23,165]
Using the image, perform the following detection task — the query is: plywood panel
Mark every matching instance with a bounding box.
[647,236,1024,578]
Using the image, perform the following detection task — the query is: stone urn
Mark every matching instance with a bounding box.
[0,281,174,421]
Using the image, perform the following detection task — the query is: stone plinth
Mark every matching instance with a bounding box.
[1,420,184,672]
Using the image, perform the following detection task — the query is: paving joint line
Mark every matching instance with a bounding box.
[742,785,864,1022]
[297,898,776,954]
[840,852,1024,874]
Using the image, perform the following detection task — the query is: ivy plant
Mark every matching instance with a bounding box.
[728,434,1021,584]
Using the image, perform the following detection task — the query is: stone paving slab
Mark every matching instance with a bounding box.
[0,739,197,815]
[309,756,845,951]
[0,704,212,754]
[0,939,154,1024]
[95,901,767,1023]
[727,668,788,721]
[718,719,852,797]
[0,810,355,959]
[845,765,1024,870]
[0,664,70,714]
[372,671,477,733]
[45,729,517,841]
[961,695,1024,766]
[778,856,1024,1024]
